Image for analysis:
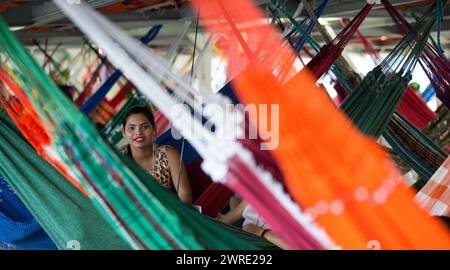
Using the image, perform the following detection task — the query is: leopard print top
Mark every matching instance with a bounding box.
[122,144,176,192]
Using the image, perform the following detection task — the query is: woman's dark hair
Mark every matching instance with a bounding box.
[57,84,75,100]
[122,105,155,129]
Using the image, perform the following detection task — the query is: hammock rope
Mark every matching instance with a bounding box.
[337,2,447,181]
[270,1,357,92]
[79,25,162,114]
[0,109,132,250]
[192,0,450,249]
[53,0,334,250]
[271,0,444,184]
[0,7,289,250]
[382,0,450,109]
[305,3,373,79]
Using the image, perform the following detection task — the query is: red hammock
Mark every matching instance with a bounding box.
[189,124,285,218]
[108,81,133,110]
[0,68,88,196]
[340,18,381,65]
[81,57,98,86]
[75,60,105,106]
[154,110,170,139]
[187,158,234,218]
[396,86,436,130]
[306,3,374,79]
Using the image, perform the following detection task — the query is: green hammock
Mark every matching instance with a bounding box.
[118,148,278,250]
[0,16,275,250]
[339,2,446,180]
[424,106,450,151]
[339,2,440,136]
[0,109,131,250]
[340,66,413,137]
[383,114,446,181]
[273,1,447,181]
[101,90,147,145]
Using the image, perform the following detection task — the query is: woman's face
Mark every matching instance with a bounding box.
[123,113,155,149]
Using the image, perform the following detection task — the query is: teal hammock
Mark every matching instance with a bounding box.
[0,108,131,250]
[339,2,447,180]
[101,90,147,145]
[270,0,358,94]
[274,1,447,181]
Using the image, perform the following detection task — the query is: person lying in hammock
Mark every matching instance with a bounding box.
[121,105,193,204]
[217,198,287,249]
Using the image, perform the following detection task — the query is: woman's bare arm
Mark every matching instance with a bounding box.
[218,200,248,224]
[243,223,288,250]
[165,147,193,204]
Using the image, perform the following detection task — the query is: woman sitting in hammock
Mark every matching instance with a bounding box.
[121,105,193,204]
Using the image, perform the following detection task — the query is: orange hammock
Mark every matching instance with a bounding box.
[236,68,450,249]
[192,0,450,249]
[90,100,115,127]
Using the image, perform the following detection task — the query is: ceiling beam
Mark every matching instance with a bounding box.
[319,0,435,17]
[1,0,123,27]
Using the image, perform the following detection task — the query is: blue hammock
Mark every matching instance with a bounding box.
[0,175,56,250]
[422,83,436,103]
[284,0,329,54]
